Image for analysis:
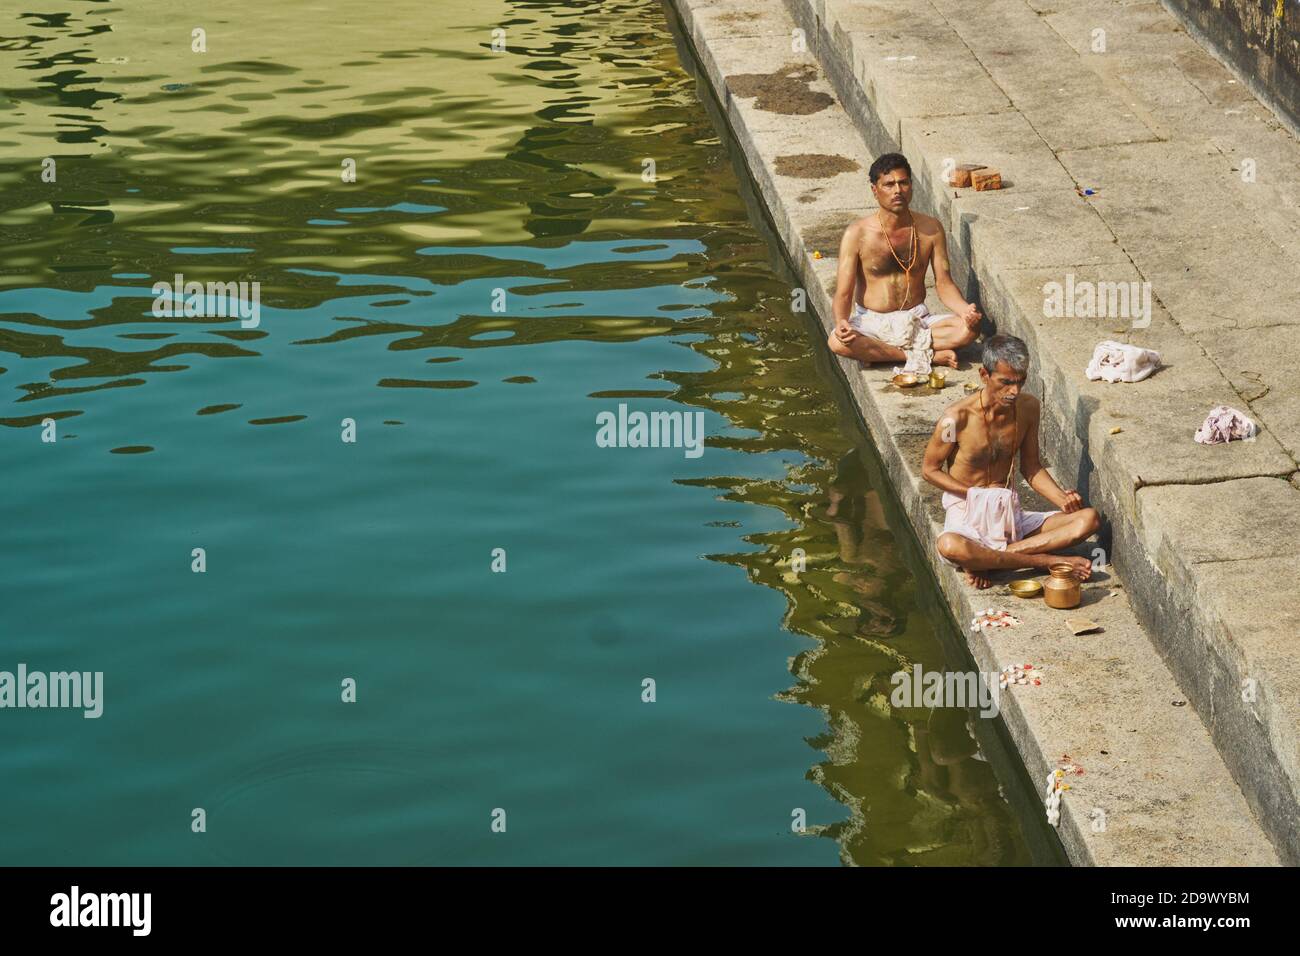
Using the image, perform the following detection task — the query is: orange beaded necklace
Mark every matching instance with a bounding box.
[875,209,918,311]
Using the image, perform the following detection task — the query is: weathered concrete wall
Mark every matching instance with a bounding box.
[1161,0,1300,133]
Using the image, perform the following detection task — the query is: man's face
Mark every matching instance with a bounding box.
[979,360,1026,406]
[872,169,912,213]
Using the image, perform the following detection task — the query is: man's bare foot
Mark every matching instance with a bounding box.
[1048,555,1093,581]
[934,349,959,368]
[964,569,993,589]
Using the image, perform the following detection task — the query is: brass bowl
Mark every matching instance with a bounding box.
[891,373,921,388]
[1009,579,1044,599]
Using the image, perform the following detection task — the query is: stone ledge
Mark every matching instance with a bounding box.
[775,0,1300,862]
[667,0,1280,865]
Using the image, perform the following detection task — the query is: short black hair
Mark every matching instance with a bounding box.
[869,152,912,184]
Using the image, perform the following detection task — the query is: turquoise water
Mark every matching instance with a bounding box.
[0,0,1039,865]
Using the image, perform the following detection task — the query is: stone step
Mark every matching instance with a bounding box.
[665,0,1281,865]
[778,0,1300,864]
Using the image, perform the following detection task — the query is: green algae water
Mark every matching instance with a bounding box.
[0,0,1045,865]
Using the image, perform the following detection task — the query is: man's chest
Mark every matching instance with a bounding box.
[959,420,1021,469]
[858,230,931,275]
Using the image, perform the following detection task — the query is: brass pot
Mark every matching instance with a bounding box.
[1043,564,1081,609]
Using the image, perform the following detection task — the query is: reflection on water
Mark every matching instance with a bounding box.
[0,0,1041,864]
[706,437,1033,864]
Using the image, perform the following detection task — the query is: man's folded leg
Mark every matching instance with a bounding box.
[826,329,908,364]
[1005,508,1100,556]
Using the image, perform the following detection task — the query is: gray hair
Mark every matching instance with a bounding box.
[981,334,1030,375]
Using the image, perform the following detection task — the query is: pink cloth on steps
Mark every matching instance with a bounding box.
[1194,405,1257,444]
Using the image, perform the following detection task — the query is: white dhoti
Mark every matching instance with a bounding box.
[938,488,1059,565]
[848,302,948,376]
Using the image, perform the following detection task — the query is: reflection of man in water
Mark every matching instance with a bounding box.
[832,450,1026,863]
[913,707,1018,864]
[826,451,899,638]
[862,669,1024,864]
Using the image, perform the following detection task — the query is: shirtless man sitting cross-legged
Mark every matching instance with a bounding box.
[827,152,981,372]
[921,334,1101,589]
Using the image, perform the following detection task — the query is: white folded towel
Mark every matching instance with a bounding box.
[1085,340,1161,383]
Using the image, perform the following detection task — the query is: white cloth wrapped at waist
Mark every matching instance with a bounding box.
[849,302,947,376]
[1084,340,1161,383]
[938,486,1057,561]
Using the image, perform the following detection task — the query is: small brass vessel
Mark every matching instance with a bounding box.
[1008,579,1043,599]
[928,368,947,389]
[1043,564,1082,609]
[891,373,920,388]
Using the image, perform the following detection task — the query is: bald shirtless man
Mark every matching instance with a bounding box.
[921,335,1101,589]
[827,153,981,370]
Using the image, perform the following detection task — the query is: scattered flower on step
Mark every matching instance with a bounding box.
[971,608,1021,632]
[998,662,1041,689]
